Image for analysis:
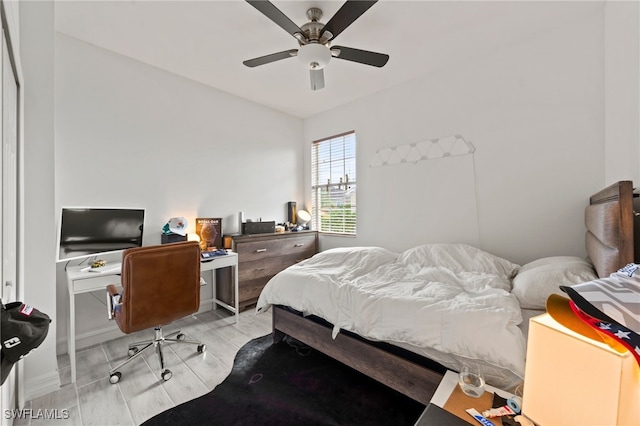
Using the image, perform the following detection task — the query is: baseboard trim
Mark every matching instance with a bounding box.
[24,371,60,401]
[56,324,121,354]
[56,304,215,354]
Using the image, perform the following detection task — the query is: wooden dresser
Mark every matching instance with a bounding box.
[216,230,318,310]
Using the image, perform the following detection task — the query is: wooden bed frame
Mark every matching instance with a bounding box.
[271,180,637,405]
[585,180,638,277]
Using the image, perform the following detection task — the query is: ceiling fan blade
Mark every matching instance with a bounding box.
[243,49,297,67]
[319,0,377,42]
[310,69,325,91]
[331,46,389,67]
[246,1,306,41]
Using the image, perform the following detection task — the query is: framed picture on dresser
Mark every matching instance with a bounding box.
[196,217,222,250]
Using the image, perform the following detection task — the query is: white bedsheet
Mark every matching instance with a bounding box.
[256,244,527,388]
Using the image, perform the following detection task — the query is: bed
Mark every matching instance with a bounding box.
[255,180,638,405]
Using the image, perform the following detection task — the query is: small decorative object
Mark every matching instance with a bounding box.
[370,135,475,167]
[162,217,188,236]
[238,211,244,234]
[92,260,107,268]
[196,218,222,251]
[287,202,297,224]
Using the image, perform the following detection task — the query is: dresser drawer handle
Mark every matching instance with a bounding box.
[255,248,267,253]
[294,243,304,247]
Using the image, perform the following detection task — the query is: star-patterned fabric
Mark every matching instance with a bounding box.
[569,300,640,364]
[561,263,640,365]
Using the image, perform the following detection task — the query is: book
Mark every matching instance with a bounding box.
[416,404,471,426]
[196,218,222,251]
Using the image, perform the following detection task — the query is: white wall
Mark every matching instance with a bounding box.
[304,7,605,265]
[15,0,636,401]
[20,0,60,401]
[604,1,640,184]
[54,34,303,350]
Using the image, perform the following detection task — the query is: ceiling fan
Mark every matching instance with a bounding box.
[243,0,389,91]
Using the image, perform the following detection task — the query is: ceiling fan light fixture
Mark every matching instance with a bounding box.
[297,43,331,70]
[243,1,389,90]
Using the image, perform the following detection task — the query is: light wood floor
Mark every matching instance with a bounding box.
[16,308,272,426]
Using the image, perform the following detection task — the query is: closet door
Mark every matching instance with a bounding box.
[1,24,19,426]
[2,28,17,308]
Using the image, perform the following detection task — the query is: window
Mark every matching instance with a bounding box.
[311,131,357,235]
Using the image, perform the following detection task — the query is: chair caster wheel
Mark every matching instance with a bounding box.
[127,347,139,357]
[109,372,121,384]
[161,369,172,381]
[197,344,206,353]
[176,333,185,341]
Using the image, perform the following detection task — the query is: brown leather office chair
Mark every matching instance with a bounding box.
[106,241,206,384]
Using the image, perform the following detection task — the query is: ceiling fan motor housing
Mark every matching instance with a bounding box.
[300,17,331,43]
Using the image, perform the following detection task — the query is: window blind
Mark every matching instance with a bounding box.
[311,131,357,235]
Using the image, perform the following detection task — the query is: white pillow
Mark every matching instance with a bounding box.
[397,243,520,278]
[511,256,598,309]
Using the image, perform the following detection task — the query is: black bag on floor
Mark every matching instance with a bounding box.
[1,301,51,385]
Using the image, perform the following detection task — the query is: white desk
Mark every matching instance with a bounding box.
[65,252,239,383]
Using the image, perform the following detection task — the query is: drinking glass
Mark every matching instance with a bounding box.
[458,365,485,398]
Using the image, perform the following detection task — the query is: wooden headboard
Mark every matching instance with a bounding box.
[585,180,637,278]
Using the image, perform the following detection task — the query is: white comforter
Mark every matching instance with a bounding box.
[256,244,526,381]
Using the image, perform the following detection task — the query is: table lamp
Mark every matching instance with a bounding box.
[297,210,311,228]
[522,312,640,426]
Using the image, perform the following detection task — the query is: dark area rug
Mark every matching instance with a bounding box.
[142,334,425,426]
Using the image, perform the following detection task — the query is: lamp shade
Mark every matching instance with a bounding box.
[523,313,640,426]
[297,43,331,70]
[297,210,311,226]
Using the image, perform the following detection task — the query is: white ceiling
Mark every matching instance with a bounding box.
[55,0,602,118]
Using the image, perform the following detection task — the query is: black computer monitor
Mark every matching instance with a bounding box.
[56,207,145,262]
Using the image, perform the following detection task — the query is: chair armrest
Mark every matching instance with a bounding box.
[106,284,119,297]
[106,284,122,320]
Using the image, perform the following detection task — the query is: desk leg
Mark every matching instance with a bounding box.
[210,270,217,311]
[233,264,239,324]
[68,292,76,383]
